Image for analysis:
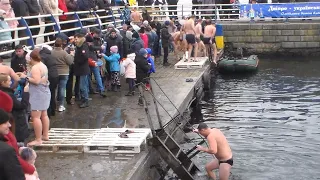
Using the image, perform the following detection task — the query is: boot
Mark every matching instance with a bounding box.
[125,91,133,96]
[79,101,89,108]
[138,97,143,106]
[100,91,107,98]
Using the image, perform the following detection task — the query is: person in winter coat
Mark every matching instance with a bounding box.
[134,48,151,106]
[65,0,77,11]
[58,0,69,30]
[11,0,29,45]
[0,91,36,177]
[86,35,107,97]
[104,29,123,58]
[145,48,155,90]
[0,74,30,143]
[39,46,59,117]
[51,38,74,112]
[25,0,41,43]
[39,0,63,42]
[161,21,172,66]
[120,24,131,58]
[11,45,27,73]
[102,46,121,92]
[139,27,148,49]
[131,31,145,55]
[0,10,12,42]
[0,0,18,47]
[0,108,25,180]
[74,33,90,108]
[122,53,136,96]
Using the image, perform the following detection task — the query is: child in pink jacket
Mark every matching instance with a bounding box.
[122,53,136,96]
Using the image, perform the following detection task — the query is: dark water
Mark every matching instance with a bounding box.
[184,58,320,180]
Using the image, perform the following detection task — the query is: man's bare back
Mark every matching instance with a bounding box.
[195,23,203,37]
[195,123,233,180]
[204,25,216,38]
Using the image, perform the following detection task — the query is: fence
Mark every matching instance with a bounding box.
[1,3,319,57]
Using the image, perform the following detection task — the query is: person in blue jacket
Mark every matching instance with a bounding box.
[102,46,121,92]
[145,48,155,90]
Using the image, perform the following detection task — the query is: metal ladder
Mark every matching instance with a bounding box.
[138,81,204,180]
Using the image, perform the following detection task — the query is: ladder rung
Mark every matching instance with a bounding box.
[188,162,195,172]
[164,136,169,143]
[175,149,182,157]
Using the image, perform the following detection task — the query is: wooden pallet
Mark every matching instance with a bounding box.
[174,57,208,70]
[34,128,152,154]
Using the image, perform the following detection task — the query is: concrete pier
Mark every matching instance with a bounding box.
[35,57,212,180]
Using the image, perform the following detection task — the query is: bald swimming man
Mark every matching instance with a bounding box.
[194,123,233,180]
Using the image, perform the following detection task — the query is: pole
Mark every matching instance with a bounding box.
[150,79,164,129]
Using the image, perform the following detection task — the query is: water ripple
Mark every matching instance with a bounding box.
[186,59,320,180]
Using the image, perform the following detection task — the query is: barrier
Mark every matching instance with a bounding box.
[1,3,319,57]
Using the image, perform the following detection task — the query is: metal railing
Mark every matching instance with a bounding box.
[1,3,319,56]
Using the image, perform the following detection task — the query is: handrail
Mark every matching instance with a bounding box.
[1,3,319,57]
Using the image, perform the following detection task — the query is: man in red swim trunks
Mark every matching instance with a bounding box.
[194,123,233,180]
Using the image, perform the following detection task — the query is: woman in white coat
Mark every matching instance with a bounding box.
[39,0,63,42]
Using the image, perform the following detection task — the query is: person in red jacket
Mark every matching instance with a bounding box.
[58,0,69,31]
[0,90,36,175]
[139,27,148,49]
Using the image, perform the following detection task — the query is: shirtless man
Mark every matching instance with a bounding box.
[194,123,233,180]
[172,30,187,60]
[203,19,218,64]
[130,7,142,25]
[181,15,198,62]
[194,18,206,57]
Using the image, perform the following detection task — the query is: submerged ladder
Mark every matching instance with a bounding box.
[138,81,203,180]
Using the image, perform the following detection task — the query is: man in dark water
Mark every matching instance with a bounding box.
[194,122,233,180]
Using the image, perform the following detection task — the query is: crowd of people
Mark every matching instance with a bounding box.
[0,0,220,179]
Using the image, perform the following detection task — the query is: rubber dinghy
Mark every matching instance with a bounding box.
[217,55,259,73]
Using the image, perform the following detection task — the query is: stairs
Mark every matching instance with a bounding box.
[151,130,202,180]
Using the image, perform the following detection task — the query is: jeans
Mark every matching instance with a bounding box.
[48,77,59,116]
[90,66,104,92]
[79,75,89,101]
[57,75,69,106]
[127,78,135,92]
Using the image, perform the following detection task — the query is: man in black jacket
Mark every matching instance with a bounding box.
[39,47,59,117]
[161,21,172,66]
[134,48,151,106]
[74,33,91,108]
[105,29,123,58]
[11,45,27,73]
[0,108,25,180]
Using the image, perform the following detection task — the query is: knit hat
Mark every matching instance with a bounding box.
[79,28,88,36]
[143,20,149,26]
[0,90,13,113]
[126,31,133,40]
[86,35,94,42]
[107,24,115,28]
[165,20,170,26]
[0,109,9,125]
[146,48,152,55]
[110,46,118,53]
[138,48,148,56]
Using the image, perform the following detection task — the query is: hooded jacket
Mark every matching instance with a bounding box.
[40,47,59,79]
[103,53,120,72]
[134,54,150,83]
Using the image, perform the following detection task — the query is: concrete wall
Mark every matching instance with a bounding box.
[222,22,320,56]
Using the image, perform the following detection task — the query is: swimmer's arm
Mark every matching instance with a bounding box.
[201,136,217,154]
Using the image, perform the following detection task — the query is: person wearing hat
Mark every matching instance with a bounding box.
[102,46,121,92]
[74,33,91,108]
[131,31,144,56]
[0,90,36,177]
[134,48,151,106]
